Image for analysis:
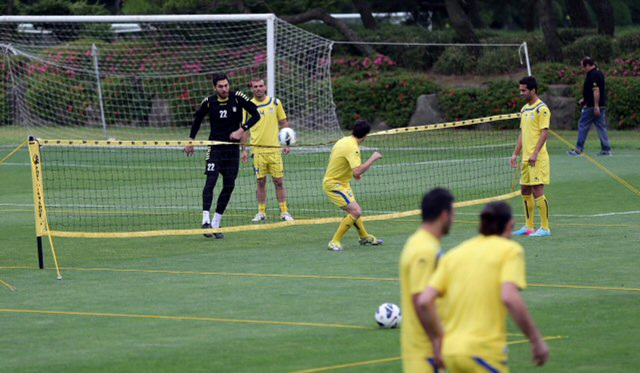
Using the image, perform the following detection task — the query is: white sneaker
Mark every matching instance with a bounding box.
[252,213,266,222]
[281,212,294,221]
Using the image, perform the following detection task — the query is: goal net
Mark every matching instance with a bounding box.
[0,15,341,143]
[28,114,520,239]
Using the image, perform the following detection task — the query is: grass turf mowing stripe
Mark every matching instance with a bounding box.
[0,308,370,330]
[2,266,638,292]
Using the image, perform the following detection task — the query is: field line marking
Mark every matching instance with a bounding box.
[0,266,399,282]
[0,277,17,292]
[2,266,639,292]
[291,336,565,372]
[0,308,369,330]
[528,283,639,292]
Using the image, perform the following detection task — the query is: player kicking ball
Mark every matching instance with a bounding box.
[322,120,383,251]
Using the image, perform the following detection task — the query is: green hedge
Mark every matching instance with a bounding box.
[332,71,439,128]
[534,62,583,85]
[563,35,617,63]
[437,80,525,126]
[604,77,640,129]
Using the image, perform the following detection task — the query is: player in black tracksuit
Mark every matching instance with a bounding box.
[185,73,260,238]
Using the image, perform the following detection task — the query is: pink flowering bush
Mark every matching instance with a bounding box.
[331,54,397,77]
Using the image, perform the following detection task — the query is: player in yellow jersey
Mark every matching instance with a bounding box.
[400,188,454,373]
[418,202,549,372]
[510,76,552,237]
[323,120,382,251]
[241,78,293,222]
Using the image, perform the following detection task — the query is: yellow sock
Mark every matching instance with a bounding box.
[279,202,288,214]
[331,214,356,243]
[523,194,535,229]
[258,204,266,215]
[353,217,369,239]
[535,195,550,231]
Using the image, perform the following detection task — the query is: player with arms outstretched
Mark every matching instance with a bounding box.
[184,73,260,238]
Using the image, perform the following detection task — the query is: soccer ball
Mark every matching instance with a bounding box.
[375,303,402,329]
[278,127,296,146]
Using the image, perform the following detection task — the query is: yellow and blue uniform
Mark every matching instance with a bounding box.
[429,235,527,373]
[323,136,361,207]
[400,229,442,373]
[246,96,287,178]
[519,99,550,186]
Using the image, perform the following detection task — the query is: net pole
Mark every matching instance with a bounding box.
[91,44,108,139]
[266,15,276,97]
[36,236,43,269]
[28,137,46,269]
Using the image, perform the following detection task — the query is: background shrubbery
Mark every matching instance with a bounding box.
[332,71,438,128]
[2,25,639,130]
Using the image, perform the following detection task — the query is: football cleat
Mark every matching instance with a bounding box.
[530,228,551,237]
[251,213,267,222]
[327,241,344,251]
[280,212,294,221]
[597,150,612,156]
[359,235,383,246]
[566,149,583,156]
[202,223,213,238]
[512,226,535,236]
[213,232,224,239]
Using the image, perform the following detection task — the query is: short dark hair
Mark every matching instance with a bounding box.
[519,76,538,93]
[581,57,595,67]
[421,188,454,222]
[479,201,512,236]
[212,73,229,86]
[249,77,265,87]
[352,119,371,138]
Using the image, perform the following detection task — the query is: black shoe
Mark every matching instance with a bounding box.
[202,223,213,238]
[597,150,612,156]
[214,232,224,239]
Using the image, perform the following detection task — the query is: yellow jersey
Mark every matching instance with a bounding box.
[323,136,361,185]
[400,229,442,359]
[520,99,550,162]
[247,96,287,152]
[428,235,527,361]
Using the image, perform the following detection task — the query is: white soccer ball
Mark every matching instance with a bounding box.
[278,127,296,146]
[375,303,402,329]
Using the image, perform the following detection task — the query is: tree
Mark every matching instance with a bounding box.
[443,0,481,55]
[461,0,483,28]
[281,9,375,55]
[566,0,593,28]
[590,0,615,36]
[521,0,538,32]
[538,0,563,62]
[353,0,377,29]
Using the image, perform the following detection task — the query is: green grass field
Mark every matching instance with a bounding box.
[1,128,639,372]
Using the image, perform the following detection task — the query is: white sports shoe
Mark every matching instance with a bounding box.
[280,212,294,221]
[252,213,266,222]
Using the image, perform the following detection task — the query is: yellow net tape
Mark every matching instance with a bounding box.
[46,191,520,238]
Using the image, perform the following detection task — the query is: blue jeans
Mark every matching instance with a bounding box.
[576,107,611,152]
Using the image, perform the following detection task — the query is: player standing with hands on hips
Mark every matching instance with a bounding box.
[184,73,261,238]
